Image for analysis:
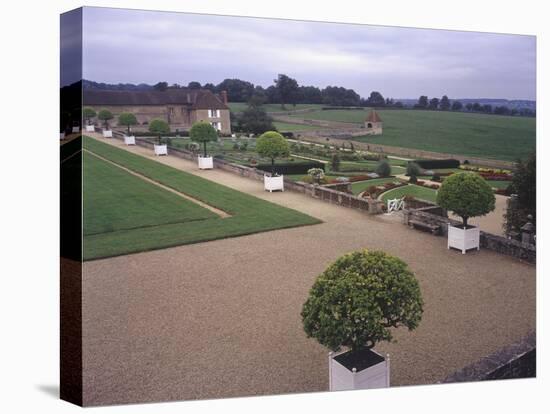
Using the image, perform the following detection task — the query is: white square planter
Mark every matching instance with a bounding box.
[329,349,390,391]
[72,126,80,133]
[102,130,113,138]
[447,224,480,254]
[85,125,95,132]
[154,144,168,156]
[198,155,214,169]
[264,175,284,192]
[124,135,136,145]
[60,132,65,140]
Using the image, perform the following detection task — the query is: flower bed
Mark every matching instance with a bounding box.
[361,181,407,199]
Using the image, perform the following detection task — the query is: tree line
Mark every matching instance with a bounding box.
[413,95,535,117]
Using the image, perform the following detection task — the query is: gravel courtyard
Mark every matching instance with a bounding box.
[82,136,535,406]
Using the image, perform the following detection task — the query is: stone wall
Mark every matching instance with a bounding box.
[323,182,353,193]
[403,206,536,264]
[442,332,536,382]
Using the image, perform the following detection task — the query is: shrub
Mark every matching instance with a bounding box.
[308,168,325,184]
[375,160,391,177]
[190,121,218,157]
[463,160,470,165]
[409,175,418,184]
[148,119,170,144]
[437,172,496,227]
[331,153,341,172]
[406,162,422,177]
[301,250,423,352]
[256,161,324,175]
[256,131,290,175]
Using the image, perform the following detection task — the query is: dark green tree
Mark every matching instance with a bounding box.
[331,153,341,172]
[439,95,451,111]
[153,81,168,91]
[416,95,429,109]
[451,100,463,111]
[189,121,218,157]
[428,97,440,110]
[187,81,202,89]
[274,74,299,109]
[437,172,496,227]
[375,160,391,177]
[504,153,536,234]
[366,91,386,107]
[301,250,423,352]
[238,106,275,134]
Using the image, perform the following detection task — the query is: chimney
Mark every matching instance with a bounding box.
[220,90,228,105]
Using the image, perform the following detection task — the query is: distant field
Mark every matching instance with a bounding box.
[228,102,324,113]
[273,121,321,132]
[290,109,535,161]
[83,137,320,260]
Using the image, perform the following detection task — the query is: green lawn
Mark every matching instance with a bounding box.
[291,109,535,161]
[351,178,403,195]
[273,121,321,132]
[83,137,320,260]
[84,152,216,236]
[380,184,438,203]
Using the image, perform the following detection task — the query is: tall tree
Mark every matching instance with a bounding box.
[237,106,275,135]
[274,74,299,109]
[451,100,463,111]
[366,91,386,107]
[216,78,255,102]
[187,81,202,89]
[504,153,536,235]
[153,81,168,91]
[439,95,451,111]
[415,95,429,109]
[428,97,440,110]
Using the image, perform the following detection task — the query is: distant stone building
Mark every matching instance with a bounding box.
[364,110,383,135]
[83,88,231,134]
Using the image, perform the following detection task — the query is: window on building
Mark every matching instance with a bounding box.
[208,109,220,118]
[211,122,221,131]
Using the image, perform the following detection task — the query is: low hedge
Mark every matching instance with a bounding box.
[255,161,325,175]
[412,159,460,169]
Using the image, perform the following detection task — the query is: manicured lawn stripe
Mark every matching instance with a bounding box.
[84,152,216,236]
[83,137,320,260]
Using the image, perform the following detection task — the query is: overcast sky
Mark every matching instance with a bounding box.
[76,7,536,100]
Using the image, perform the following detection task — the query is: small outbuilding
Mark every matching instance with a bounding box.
[364,110,383,135]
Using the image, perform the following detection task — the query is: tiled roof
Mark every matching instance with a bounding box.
[83,88,228,110]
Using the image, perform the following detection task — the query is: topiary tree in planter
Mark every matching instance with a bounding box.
[118,112,138,135]
[83,107,96,125]
[436,172,495,228]
[148,119,170,145]
[190,121,218,157]
[302,250,423,354]
[256,131,290,176]
[97,109,114,129]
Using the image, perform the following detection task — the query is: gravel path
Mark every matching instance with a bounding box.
[82,135,535,405]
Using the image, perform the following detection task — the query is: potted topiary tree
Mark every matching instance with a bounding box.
[436,172,495,254]
[256,131,290,192]
[406,162,422,184]
[190,121,218,169]
[118,112,138,145]
[98,109,114,137]
[302,250,423,391]
[375,159,391,178]
[83,107,96,132]
[148,119,170,156]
